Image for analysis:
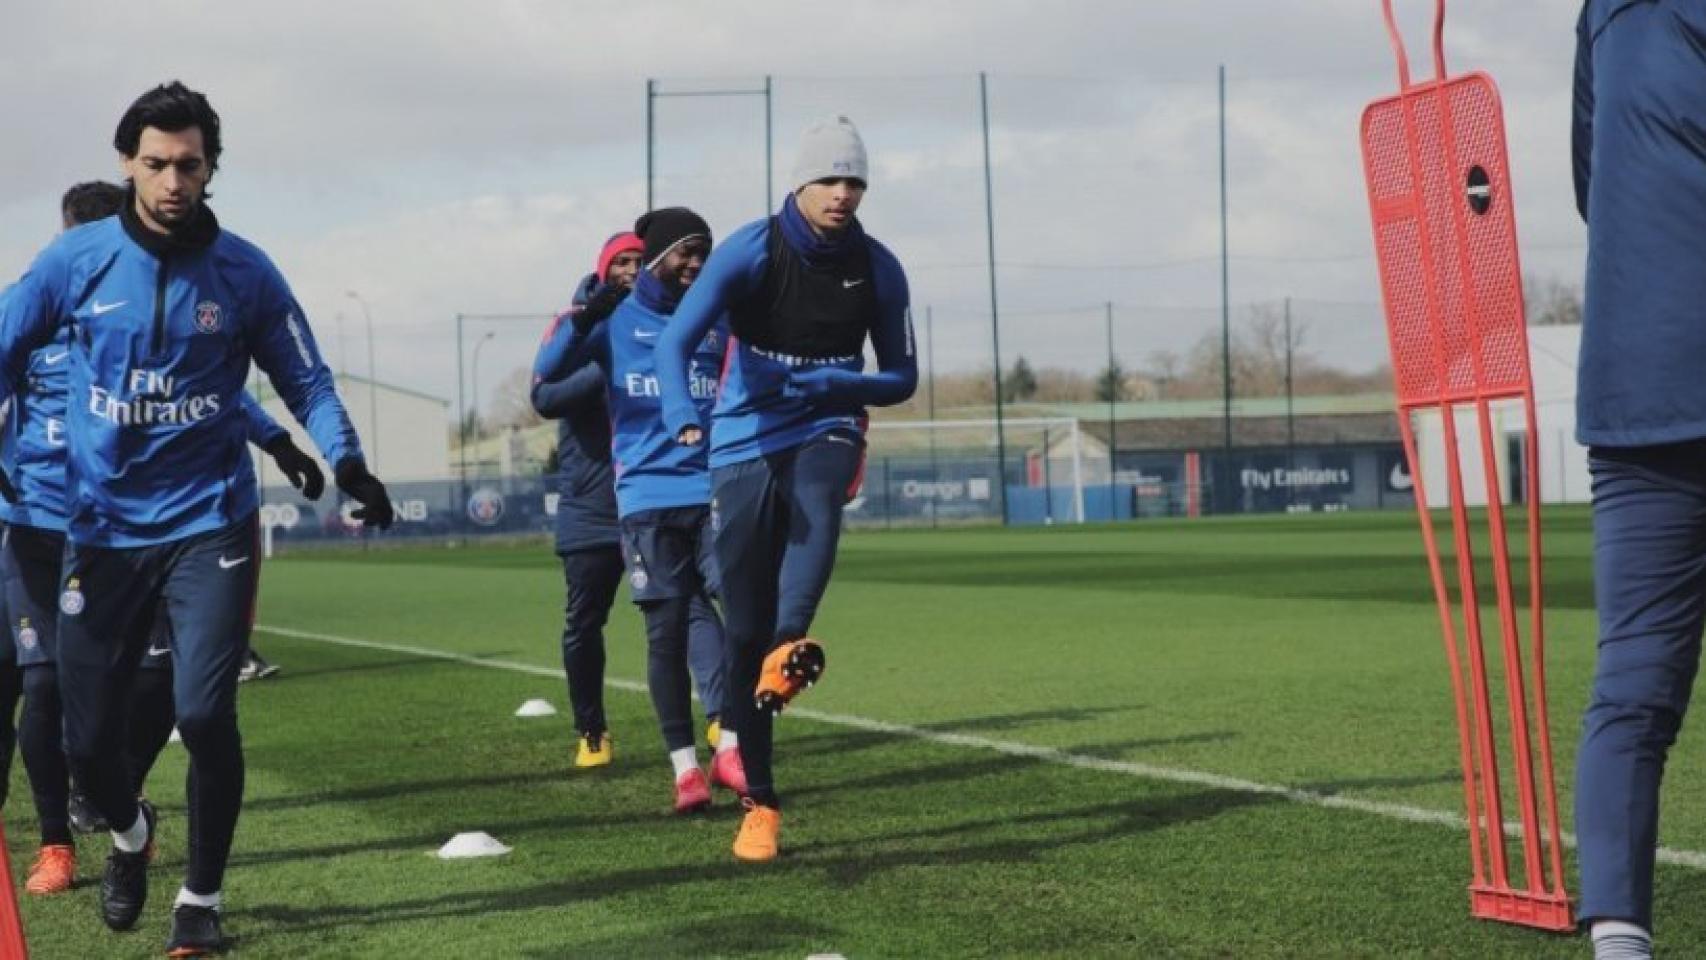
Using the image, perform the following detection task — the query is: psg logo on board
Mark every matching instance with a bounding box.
[194,300,223,334]
[466,488,505,527]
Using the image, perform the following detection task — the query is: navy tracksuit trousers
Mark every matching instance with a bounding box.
[560,543,726,739]
[712,428,863,805]
[1577,441,1706,929]
[59,513,259,896]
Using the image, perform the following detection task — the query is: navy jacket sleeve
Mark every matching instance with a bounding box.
[239,391,287,447]
[246,256,364,468]
[532,363,607,419]
[531,311,608,418]
[657,222,769,437]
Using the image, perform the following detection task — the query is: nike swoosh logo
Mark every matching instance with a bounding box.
[146,646,171,658]
[43,352,68,365]
[218,555,250,570]
[1389,462,1414,491]
[842,279,866,289]
[91,300,128,315]
[634,330,658,341]
[826,434,856,446]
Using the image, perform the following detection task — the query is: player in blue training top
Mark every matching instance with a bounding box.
[656,117,916,861]
[532,230,731,771]
[2,179,323,901]
[543,207,747,814]
[0,82,392,956]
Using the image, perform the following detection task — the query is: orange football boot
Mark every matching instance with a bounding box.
[732,799,781,862]
[754,639,825,715]
[24,844,75,895]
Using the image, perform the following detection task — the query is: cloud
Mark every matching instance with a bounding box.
[0,0,1586,398]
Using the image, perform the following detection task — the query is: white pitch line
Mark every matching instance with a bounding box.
[254,623,1706,872]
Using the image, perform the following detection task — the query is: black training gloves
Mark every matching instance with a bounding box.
[573,283,631,333]
[264,435,325,500]
[334,458,395,530]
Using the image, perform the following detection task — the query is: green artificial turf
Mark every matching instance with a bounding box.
[12,509,1706,957]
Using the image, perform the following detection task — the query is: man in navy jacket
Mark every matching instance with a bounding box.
[1572,4,1706,958]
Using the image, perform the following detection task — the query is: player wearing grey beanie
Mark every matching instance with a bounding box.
[653,114,917,863]
[791,115,868,193]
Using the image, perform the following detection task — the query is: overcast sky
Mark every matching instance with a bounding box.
[0,1,1586,412]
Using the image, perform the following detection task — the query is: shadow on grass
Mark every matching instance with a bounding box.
[783,704,1150,759]
[1299,771,1462,795]
[247,656,447,682]
[226,806,678,870]
[237,786,1277,948]
[790,731,1241,801]
[517,911,840,960]
[242,768,589,814]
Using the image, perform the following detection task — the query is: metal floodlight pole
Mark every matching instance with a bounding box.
[648,78,774,216]
[980,71,1010,525]
[1106,301,1117,499]
[765,74,775,212]
[471,331,495,475]
[646,79,656,210]
[925,306,937,423]
[1218,63,1234,512]
[926,305,939,528]
[1285,295,1295,477]
[455,312,467,484]
[333,311,348,375]
[346,290,381,474]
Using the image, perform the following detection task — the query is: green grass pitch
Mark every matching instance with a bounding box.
[10,509,1706,957]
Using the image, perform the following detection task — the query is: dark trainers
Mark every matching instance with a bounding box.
[100,798,156,931]
[166,904,225,957]
[68,791,108,834]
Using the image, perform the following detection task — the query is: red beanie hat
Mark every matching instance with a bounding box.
[596,232,644,282]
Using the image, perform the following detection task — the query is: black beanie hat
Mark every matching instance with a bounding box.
[635,207,712,266]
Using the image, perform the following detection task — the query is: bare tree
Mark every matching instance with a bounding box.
[486,366,545,432]
[1525,274,1583,326]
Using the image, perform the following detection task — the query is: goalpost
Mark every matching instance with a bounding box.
[861,417,1089,526]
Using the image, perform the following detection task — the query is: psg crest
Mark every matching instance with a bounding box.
[194,300,223,334]
[466,488,505,527]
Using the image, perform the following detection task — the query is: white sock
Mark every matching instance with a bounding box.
[716,730,740,754]
[1592,921,1652,960]
[175,887,222,911]
[669,747,699,779]
[111,806,148,853]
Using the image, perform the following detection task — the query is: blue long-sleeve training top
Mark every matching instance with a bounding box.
[556,270,727,518]
[656,195,916,469]
[0,316,286,532]
[532,272,619,553]
[0,203,364,546]
[1573,0,1706,446]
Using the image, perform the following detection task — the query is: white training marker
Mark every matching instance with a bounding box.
[435,831,512,859]
[167,727,182,744]
[514,699,557,718]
